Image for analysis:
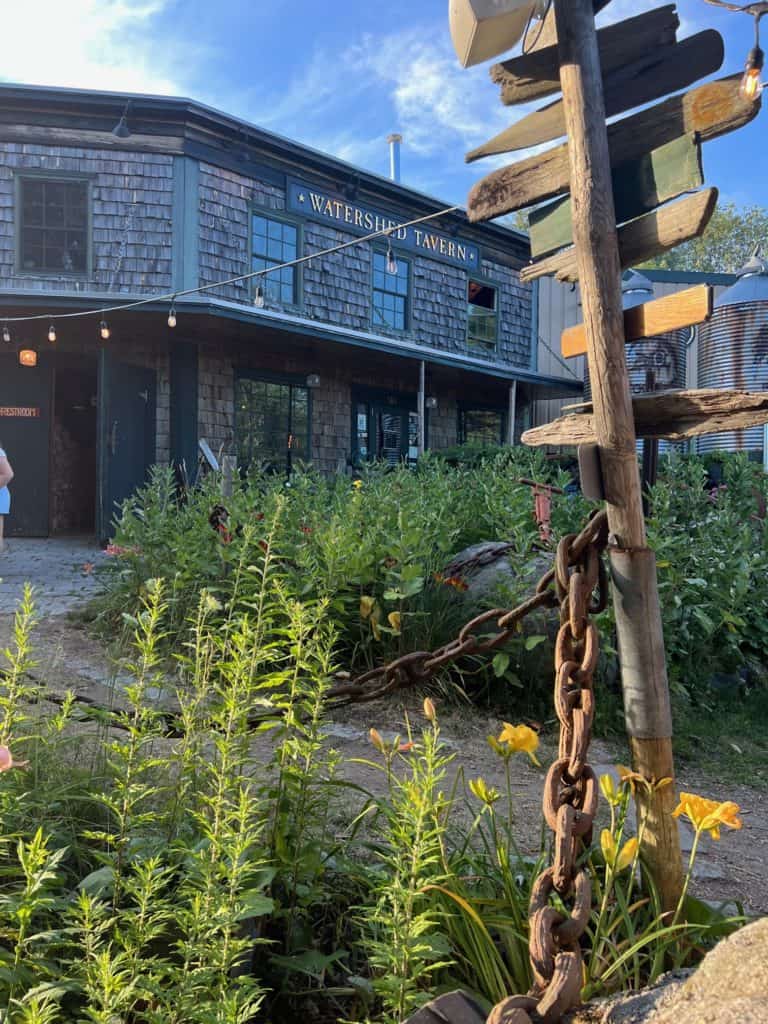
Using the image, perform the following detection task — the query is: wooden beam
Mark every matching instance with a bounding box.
[521,389,768,446]
[467,74,759,221]
[553,0,683,916]
[528,134,703,258]
[521,188,718,283]
[561,285,713,358]
[526,0,613,51]
[467,30,724,161]
[490,5,679,106]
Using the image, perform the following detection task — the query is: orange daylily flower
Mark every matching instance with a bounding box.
[673,792,742,840]
[0,746,29,772]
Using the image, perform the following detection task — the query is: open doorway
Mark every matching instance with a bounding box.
[50,357,97,535]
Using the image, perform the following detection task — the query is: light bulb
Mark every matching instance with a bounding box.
[168,305,177,328]
[254,284,265,308]
[2,324,10,344]
[48,323,57,343]
[386,240,398,275]
[741,47,764,101]
[100,319,110,341]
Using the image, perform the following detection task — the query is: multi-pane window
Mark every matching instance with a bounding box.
[372,251,409,331]
[18,178,88,274]
[467,279,498,351]
[459,408,505,447]
[235,376,309,475]
[251,214,299,305]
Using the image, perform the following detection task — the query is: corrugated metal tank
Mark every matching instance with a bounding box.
[584,271,688,399]
[697,252,768,456]
[584,271,688,454]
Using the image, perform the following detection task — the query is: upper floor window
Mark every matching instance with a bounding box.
[467,279,498,352]
[251,213,299,305]
[18,177,89,274]
[372,251,409,332]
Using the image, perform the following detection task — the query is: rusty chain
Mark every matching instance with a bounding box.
[328,508,609,1024]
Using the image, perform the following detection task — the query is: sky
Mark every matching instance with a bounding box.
[1,0,766,217]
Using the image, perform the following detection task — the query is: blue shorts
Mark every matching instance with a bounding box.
[0,487,9,515]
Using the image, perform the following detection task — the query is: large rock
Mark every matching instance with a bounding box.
[569,917,768,1024]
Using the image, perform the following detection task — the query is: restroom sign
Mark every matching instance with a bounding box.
[0,406,40,417]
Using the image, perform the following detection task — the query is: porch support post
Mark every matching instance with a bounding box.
[507,380,517,446]
[418,360,426,456]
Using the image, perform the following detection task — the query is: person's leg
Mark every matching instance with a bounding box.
[0,515,5,553]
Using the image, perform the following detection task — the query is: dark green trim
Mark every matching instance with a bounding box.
[14,170,93,280]
[248,206,304,311]
[457,400,508,446]
[169,341,198,482]
[465,272,502,355]
[639,269,738,286]
[0,293,582,394]
[530,279,540,373]
[172,157,199,292]
[233,368,313,474]
[370,246,411,333]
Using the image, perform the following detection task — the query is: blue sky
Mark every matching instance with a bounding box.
[3,1,766,214]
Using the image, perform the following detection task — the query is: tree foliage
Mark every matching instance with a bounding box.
[641,202,768,274]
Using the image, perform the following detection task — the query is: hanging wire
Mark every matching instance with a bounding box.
[522,0,554,55]
[2,205,460,326]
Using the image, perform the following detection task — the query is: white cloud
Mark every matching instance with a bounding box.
[0,1,193,96]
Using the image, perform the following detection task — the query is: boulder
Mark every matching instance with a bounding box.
[569,917,768,1024]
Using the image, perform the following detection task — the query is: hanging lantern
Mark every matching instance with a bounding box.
[19,348,37,367]
[449,0,546,68]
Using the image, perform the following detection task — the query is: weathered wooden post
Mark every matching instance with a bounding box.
[551,0,683,912]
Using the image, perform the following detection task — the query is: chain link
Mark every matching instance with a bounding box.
[327,509,609,1023]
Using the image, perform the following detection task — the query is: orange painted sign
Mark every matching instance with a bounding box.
[0,406,40,418]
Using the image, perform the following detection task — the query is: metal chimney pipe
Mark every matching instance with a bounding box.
[387,133,403,182]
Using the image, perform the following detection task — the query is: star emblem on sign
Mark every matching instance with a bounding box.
[298,193,306,203]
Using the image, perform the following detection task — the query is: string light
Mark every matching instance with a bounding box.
[100,318,111,340]
[386,234,398,275]
[2,323,10,344]
[741,44,764,99]
[254,283,265,308]
[0,205,459,331]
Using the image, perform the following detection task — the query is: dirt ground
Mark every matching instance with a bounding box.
[2,607,766,918]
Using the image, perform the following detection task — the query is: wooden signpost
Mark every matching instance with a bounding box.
[461,0,762,932]
[561,285,713,358]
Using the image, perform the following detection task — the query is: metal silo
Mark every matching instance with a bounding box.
[584,271,689,468]
[697,252,768,458]
[584,271,688,399]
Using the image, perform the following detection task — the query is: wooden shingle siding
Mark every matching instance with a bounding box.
[0,143,173,293]
[197,163,533,370]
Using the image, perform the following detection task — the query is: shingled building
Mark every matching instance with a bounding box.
[0,83,579,537]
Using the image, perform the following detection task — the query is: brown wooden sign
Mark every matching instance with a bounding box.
[466,30,724,161]
[561,285,713,358]
[0,406,40,418]
[520,188,718,284]
[467,74,758,223]
[522,389,768,447]
[528,134,703,258]
[490,5,679,106]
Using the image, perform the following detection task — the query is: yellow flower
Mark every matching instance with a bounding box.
[359,595,375,620]
[352,479,363,490]
[423,697,437,723]
[469,777,500,806]
[600,830,638,873]
[617,764,672,794]
[600,773,621,807]
[497,723,541,767]
[673,792,743,840]
[388,611,402,634]
[487,735,508,759]
[369,728,385,753]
